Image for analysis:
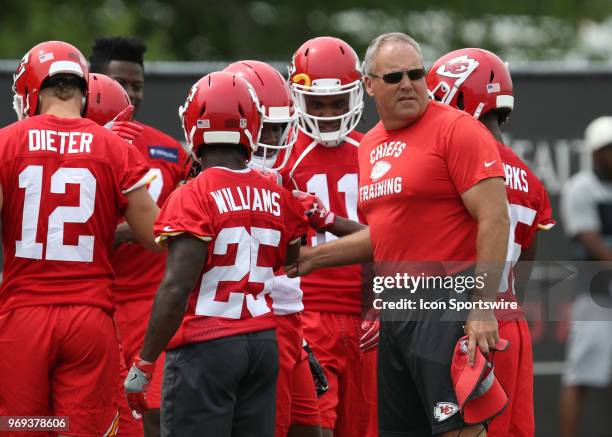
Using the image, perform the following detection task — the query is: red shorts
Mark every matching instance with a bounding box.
[301,311,378,436]
[276,313,321,436]
[115,298,166,435]
[488,319,534,437]
[0,305,120,437]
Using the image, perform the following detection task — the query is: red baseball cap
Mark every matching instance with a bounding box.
[450,336,509,424]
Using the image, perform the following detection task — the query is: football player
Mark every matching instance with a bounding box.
[90,36,187,437]
[282,36,377,437]
[85,71,155,437]
[0,41,159,436]
[86,72,142,142]
[427,48,555,436]
[124,71,308,437]
[225,59,323,437]
[226,61,298,176]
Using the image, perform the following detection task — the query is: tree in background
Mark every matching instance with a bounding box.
[3,0,612,63]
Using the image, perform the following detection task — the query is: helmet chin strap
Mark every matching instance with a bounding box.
[318,133,344,147]
[317,124,347,147]
[297,123,344,147]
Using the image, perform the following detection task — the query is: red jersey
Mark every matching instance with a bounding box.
[110,122,187,304]
[0,114,150,315]
[155,166,308,348]
[497,142,554,320]
[281,131,365,314]
[358,101,505,273]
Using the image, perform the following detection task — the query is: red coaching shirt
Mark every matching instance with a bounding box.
[0,114,150,315]
[110,122,187,304]
[155,166,308,348]
[497,142,554,319]
[281,131,365,314]
[358,101,505,272]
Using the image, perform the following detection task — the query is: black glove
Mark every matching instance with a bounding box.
[303,340,329,397]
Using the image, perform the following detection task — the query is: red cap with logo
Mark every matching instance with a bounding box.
[451,336,509,424]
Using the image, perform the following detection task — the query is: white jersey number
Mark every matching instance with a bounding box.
[196,226,281,319]
[499,203,537,294]
[147,168,164,203]
[306,173,359,245]
[16,165,97,262]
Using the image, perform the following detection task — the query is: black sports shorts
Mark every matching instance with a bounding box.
[161,329,278,437]
[378,268,480,436]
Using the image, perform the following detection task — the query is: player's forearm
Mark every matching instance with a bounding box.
[139,236,208,361]
[474,213,510,301]
[128,205,161,253]
[312,227,373,269]
[125,186,162,253]
[327,216,366,237]
[139,281,190,362]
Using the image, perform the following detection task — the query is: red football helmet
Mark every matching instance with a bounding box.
[13,40,89,120]
[178,71,263,161]
[86,73,133,126]
[288,36,363,146]
[224,60,298,172]
[426,48,514,124]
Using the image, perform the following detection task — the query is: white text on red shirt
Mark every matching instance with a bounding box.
[210,186,281,217]
[28,129,93,154]
[369,141,406,164]
[503,163,529,193]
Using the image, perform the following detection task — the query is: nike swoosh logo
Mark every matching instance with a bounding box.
[127,373,138,383]
[484,160,496,167]
[163,225,175,232]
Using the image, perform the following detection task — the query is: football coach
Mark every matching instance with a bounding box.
[287,32,510,437]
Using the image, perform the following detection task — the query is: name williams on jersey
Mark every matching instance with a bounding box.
[210,186,281,217]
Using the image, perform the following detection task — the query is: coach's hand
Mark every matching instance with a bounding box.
[464,308,499,366]
[286,246,317,278]
[124,356,155,415]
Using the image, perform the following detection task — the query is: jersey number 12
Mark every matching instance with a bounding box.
[16,165,96,262]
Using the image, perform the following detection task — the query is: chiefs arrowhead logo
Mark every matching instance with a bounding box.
[434,402,459,422]
[370,160,392,181]
[436,55,479,79]
[185,83,198,104]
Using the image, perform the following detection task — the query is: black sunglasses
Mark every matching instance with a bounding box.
[370,67,426,84]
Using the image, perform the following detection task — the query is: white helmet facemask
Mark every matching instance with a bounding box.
[248,105,298,172]
[292,78,363,147]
